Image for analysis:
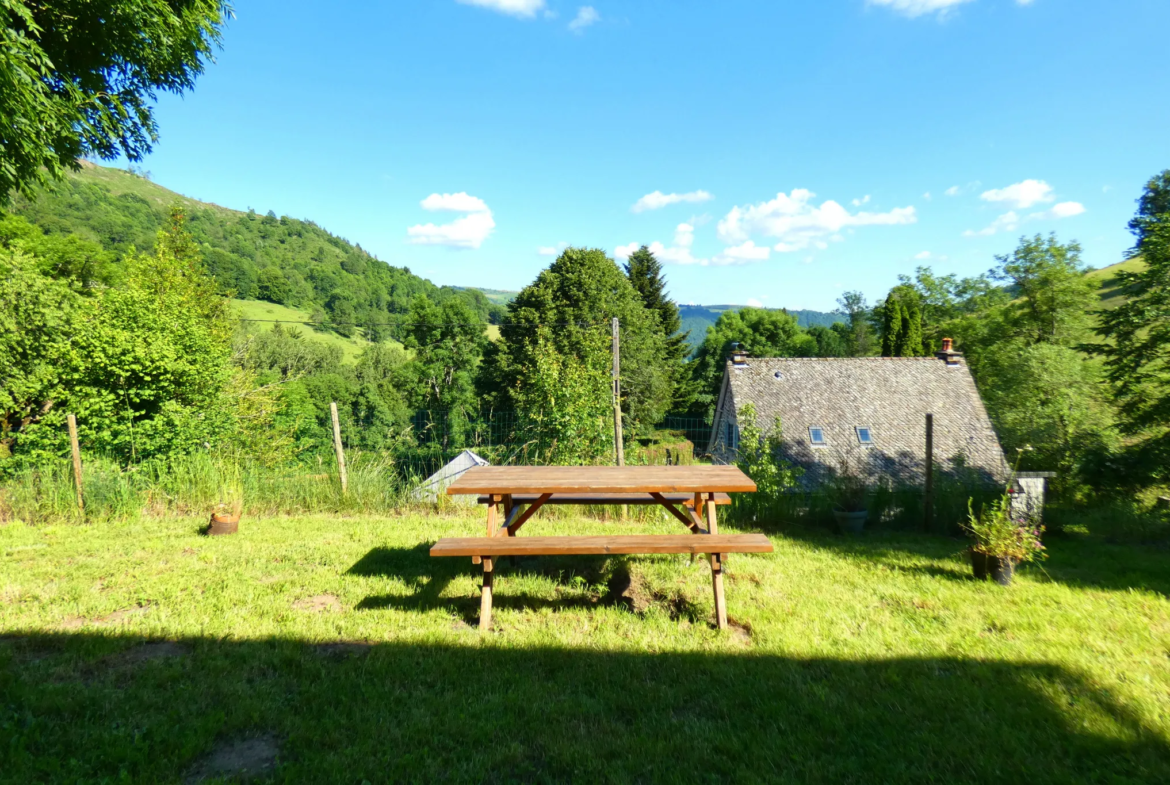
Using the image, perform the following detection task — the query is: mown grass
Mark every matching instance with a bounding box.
[2,511,1169,783]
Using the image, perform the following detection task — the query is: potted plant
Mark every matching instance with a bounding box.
[828,458,869,534]
[208,480,243,536]
[963,448,1045,585]
[963,496,1045,585]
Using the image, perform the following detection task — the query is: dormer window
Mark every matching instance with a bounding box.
[809,426,826,446]
[856,427,873,445]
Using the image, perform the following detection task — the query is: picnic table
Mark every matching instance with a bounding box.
[431,465,769,630]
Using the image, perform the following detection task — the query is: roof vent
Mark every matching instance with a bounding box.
[774,371,783,379]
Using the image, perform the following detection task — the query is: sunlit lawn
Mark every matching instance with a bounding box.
[2,510,1169,783]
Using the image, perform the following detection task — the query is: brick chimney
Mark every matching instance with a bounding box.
[730,343,749,368]
[936,337,962,367]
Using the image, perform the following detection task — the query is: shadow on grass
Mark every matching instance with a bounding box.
[752,522,1170,596]
[2,632,1168,783]
[348,545,707,626]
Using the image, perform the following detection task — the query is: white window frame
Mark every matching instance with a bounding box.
[808,426,826,446]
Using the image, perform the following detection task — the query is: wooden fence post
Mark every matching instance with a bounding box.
[67,413,84,517]
[330,402,348,495]
[612,317,627,519]
[924,413,934,532]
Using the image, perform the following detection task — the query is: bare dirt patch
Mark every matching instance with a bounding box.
[58,615,86,631]
[93,603,152,626]
[726,619,753,645]
[185,735,279,783]
[292,594,342,613]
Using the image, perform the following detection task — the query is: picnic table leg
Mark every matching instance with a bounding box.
[486,495,499,537]
[705,492,728,630]
[480,557,494,631]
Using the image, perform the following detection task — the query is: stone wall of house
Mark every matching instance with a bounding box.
[1010,474,1048,525]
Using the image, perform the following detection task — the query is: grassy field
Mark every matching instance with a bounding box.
[2,512,1169,783]
[1088,256,1146,310]
[231,299,375,364]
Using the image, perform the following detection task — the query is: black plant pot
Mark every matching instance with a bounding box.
[969,550,1016,586]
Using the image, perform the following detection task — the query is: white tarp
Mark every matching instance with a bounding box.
[413,449,489,503]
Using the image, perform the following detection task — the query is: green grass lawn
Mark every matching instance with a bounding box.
[3,512,1169,783]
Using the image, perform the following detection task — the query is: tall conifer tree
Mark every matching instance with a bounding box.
[624,245,691,408]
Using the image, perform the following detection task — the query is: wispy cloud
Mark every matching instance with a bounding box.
[407,192,495,249]
[868,0,976,19]
[963,201,1085,237]
[631,190,713,213]
[568,6,599,32]
[537,242,568,256]
[980,179,1055,209]
[712,241,770,266]
[717,188,916,253]
[945,185,961,196]
[456,0,545,18]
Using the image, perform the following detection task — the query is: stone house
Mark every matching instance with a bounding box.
[706,344,1010,490]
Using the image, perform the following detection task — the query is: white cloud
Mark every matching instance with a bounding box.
[980,179,1055,209]
[407,192,495,249]
[537,242,568,256]
[923,192,932,201]
[915,251,932,259]
[712,240,770,266]
[964,211,1021,237]
[868,0,975,18]
[945,185,961,196]
[746,298,764,308]
[964,199,1086,237]
[852,195,871,207]
[568,5,599,32]
[717,188,916,253]
[420,192,488,212]
[614,242,640,260]
[673,223,694,248]
[456,0,545,18]
[631,190,713,213]
[1048,201,1086,219]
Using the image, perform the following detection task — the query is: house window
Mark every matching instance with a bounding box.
[856,427,873,445]
[809,426,826,446]
[725,421,739,450]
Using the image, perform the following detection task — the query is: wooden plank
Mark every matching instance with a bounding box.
[474,492,732,506]
[480,557,494,631]
[706,493,728,630]
[649,492,704,533]
[66,413,84,517]
[430,533,773,558]
[447,465,756,496]
[498,492,552,537]
[486,495,498,538]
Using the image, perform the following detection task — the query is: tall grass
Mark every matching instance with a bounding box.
[0,451,423,524]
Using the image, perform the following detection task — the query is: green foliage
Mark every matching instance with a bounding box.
[878,285,926,357]
[688,307,815,419]
[835,291,876,356]
[12,164,501,338]
[0,0,229,201]
[964,494,1047,563]
[507,328,614,465]
[732,403,800,508]
[993,234,1097,345]
[495,247,672,431]
[0,249,81,461]
[1093,170,1170,481]
[624,245,692,408]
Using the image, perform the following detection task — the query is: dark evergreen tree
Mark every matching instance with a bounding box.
[1093,170,1170,481]
[624,245,691,409]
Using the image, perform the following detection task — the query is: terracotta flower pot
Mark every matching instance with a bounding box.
[208,511,240,536]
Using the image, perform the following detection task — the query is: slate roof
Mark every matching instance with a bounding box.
[710,357,1007,487]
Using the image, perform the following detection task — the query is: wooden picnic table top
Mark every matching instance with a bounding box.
[446,465,757,496]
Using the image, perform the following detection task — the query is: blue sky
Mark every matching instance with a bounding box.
[127,0,1169,311]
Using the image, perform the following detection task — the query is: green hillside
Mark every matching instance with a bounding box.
[12,163,504,341]
[1087,256,1145,310]
[232,299,375,363]
[460,286,518,306]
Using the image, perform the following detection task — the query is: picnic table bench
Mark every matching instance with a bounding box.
[433,466,767,631]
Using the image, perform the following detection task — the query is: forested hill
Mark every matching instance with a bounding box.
[11,162,504,339]
[678,305,843,354]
